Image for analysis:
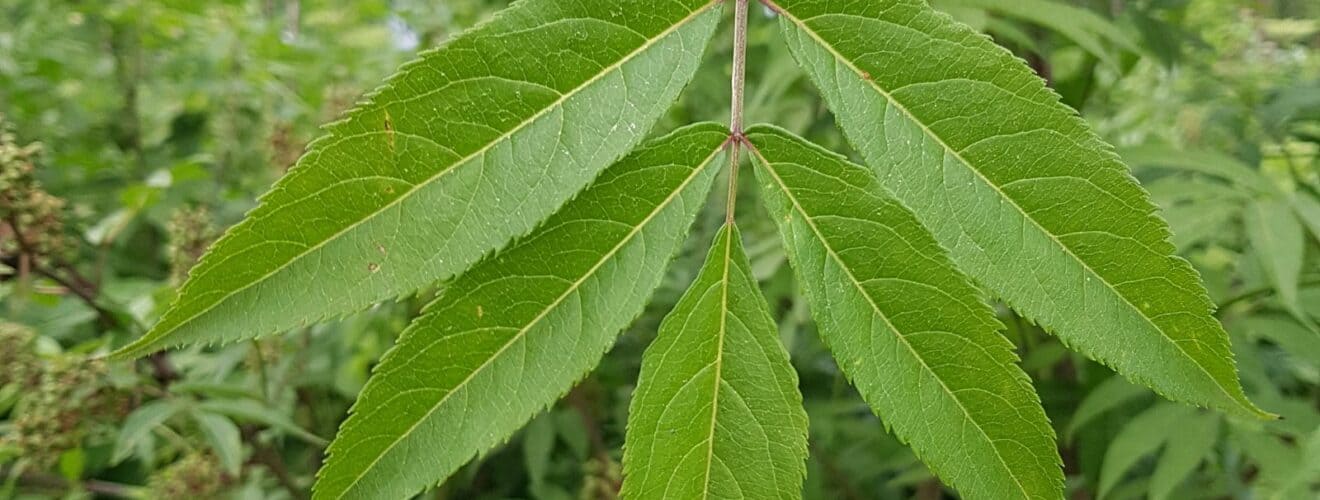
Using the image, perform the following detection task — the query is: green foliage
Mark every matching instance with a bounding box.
[773,0,1265,419]
[623,224,807,499]
[3,0,1320,499]
[746,125,1061,499]
[112,0,723,359]
[316,123,727,500]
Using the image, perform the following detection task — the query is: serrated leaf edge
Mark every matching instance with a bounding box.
[315,127,730,499]
[745,132,1047,499]
[112,0,724,360]
[769,1,1269,419]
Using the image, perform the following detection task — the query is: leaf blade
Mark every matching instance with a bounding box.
[773,0,1267,419]
[1099,404,1186,498]
[746,126,1062,500]
[1148,411,1219,500]
[622,224,808,500]
[314,123,730,500]
[114,0,723,358]
[1246,198,1311,328]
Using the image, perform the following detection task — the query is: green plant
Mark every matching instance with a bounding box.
[107,0,1278,499]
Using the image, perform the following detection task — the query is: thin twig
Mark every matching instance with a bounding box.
[4,214,176,383]
[2,467,139,499]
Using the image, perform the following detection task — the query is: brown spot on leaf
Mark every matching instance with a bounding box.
[383,110,395,151]
[476,305,484,319]
[367,263,380,273]
[860,71,872,81]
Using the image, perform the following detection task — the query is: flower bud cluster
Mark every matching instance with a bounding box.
[166,206,216,285]
[147,452,228,499]
[0,116,69,267]
[2,355,111,469]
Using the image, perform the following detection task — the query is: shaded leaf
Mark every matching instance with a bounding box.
[112,399,186,464]
[774,0,1267,419]
[1120,145,1279,195]
[1291,193,1320,244]
[1246,199,1310,328]
[1148,411,1219,500]
[942,0,1139,68]
[746,126,1061,500]
[193,412,243,475]
[1066,375,1149,441]
[114,0,724,358]
[196,399,326,446]
[315,123,729,500]
[1098,404,1186,499]
[622,224,808,500]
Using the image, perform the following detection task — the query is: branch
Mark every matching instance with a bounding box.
[2,467,139,499]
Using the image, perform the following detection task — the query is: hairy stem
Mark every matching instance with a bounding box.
[725,0,749,225]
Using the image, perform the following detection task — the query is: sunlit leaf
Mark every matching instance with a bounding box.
[747,126,1062,500]
[774,0,1268,419]
[315,123,729,500]
[113,0,723,358]
[622,224,808,500]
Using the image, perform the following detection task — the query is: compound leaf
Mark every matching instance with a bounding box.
[773,0,1267,419]
[746,126,1061,500]
[622,224,808,500]
[114,0,723,359]
[314,123,729,500]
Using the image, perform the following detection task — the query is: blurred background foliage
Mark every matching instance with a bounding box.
[1,0,1318,498]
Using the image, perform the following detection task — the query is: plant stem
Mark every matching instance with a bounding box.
[726,0,749,225]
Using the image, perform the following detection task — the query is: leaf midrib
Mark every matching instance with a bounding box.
[748,141,1031,499]
[699,227,733,500]
[773,6,1240,409]
[140,2,720,354]
[323,142,725,499]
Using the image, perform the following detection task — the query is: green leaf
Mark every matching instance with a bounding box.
[1246,198,1310,327]
[622,224,807,500]
[745,126,1061,500]
[1238,315,1320,370]
[193,411,243,475]
[1120,145,1280,196]
[314,123,729,500]
[1161,202,1242,251]
[1232,427,1320,499]
[1066,376,1148,441]
[1098,403,1186,499]
[941,0,1139,68]
[113,0,723,359]
[1148,411,1219,500]
[196,399,326,446]
[523,414,556,489]
[774,0,1268,419]
[1291,193,1320,244]
[112,399,186,464]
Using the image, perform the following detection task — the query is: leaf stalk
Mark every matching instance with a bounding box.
[726,0,749,225]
